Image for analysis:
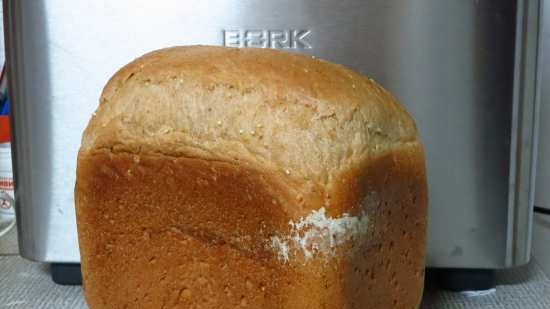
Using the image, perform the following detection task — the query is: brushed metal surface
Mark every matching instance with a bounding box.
[536,0,550,210]
[506,0,543,267]
[3,0,540,267]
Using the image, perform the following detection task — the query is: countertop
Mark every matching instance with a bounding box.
[1,254,550,309]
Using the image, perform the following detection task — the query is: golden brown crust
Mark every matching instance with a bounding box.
[76,145,426,309]
[81,46,419,215]
[76,46,428,309]
[76,151,292,309]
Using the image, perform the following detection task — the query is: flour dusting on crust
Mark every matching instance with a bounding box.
[270,207,369,263]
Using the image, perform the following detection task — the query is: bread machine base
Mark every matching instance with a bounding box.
[51,263,82,286]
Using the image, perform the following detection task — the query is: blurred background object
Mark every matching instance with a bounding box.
[0,65,15,239]
[0,1,17,252]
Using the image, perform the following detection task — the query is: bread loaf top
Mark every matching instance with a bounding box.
[81,46,419,214]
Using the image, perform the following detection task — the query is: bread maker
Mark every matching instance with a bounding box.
[3,0,543,287]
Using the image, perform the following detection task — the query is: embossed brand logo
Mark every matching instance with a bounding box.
[223,29,312,49]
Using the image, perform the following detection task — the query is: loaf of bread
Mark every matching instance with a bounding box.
[75,46,427,309]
